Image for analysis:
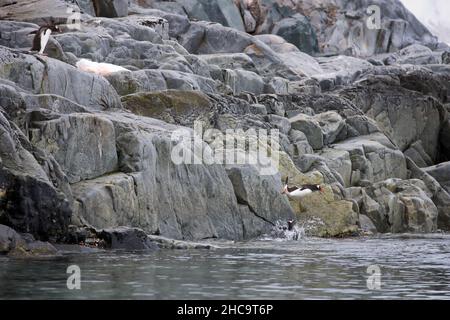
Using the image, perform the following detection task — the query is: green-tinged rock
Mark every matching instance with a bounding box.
[293,199,360,238]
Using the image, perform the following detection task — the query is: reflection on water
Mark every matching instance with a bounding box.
[1,234,450,299]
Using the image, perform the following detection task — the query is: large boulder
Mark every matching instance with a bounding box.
[424,162,450,194]
[70,112,280,241]
[0,0,79,25]
[226,165,294,226]
[199,53,258,73]
[0,46,122,111]
[341,75,444,164]
[105,70,168,96]
[407,158,450,231]
[384,44,441,65]
[221,69,265,95]
[254,34,323,77]
[158,0,246,31]
[332,133,408,185]
[0,224,25,254]
[320,148,352,187]
[0,224,58,257]
[302,0,437,56]
[363,179,439,233]
[289,114,323,150]
[98,227,159,251]
[298,200,360,237]
[28,113,118,184]
[121,90,212,125]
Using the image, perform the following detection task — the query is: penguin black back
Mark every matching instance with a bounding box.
[30,24,60,53]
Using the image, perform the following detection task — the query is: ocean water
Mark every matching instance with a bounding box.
[1,234,450,300]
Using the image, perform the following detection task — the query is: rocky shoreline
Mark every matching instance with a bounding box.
[1,0,450,256]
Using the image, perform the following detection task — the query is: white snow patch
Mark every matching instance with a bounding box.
[76,59,130,76]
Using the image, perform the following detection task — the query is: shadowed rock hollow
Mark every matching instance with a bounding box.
[1,0,450,248]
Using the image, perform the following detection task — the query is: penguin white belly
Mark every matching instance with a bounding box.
[287,189,312,200]
[39,29,52,54]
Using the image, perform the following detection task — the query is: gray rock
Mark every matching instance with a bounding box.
[93,0,128,18]
[439,118,450,159]
[0,0,81,25]
[105,70,167,96]
[0,46,122,111]
[315,111,345,145]
[266,114,290,135]
[259,94,285,116]
[443,51,450,64]
[384,44,441,65]
[320,148,352,187]
[171,20,304,80]
[199,53,257,73]
[289,130,314,157]
[333,133,408,185]
[0,224,58,256]
[160,70,218,93]
[120,90,211,125]
[404,141,434,168]
[359,214,377,234]
[28,113,118,184]
[0,21,40,50]
[0,224,26,254]
[407,158,450,231]
[271,14,318,55]
[243,9,257,33]
[341,73,443,163]
[70,112,278,241]
[249,104,267,115]
[254,34,323,77]
[147,234,214,250]
[222,69,264,95]
[315,55,373,87]
[226,166,294,226]
[304,0,437,57]
[172,0,245,31]
[21,240,58,256]
[0,111,71,242]
[424,162,450,194]
[98,227,159,251]
[364,179,438,233]
[289,114,323,150]
[74,0,96,16]
[266,77,289,95]
[200,0,245,31]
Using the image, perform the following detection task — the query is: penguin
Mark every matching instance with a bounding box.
[281,177,324,201]
[29,24,60,55]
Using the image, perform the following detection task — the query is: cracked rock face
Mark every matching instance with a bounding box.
[1,0,450,242]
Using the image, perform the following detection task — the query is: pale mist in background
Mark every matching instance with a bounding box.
[401,0,450,45]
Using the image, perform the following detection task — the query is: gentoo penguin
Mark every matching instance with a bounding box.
[281,177,324,200]
[287,220,296,231]
[30,24,60,55]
